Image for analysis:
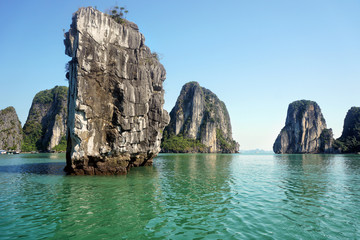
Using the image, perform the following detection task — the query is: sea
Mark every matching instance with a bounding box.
[0,153,359,239]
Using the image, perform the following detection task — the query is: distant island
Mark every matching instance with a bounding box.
[22,86,67,152]
[161,81,239,153]
[0,86,67,153]
[241,149,273,154]
[274,100,360,154]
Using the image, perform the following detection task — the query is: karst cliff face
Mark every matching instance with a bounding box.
[64,7,169,175]
[273,100,333,154]
[162,82,239,153]
[334,107,360,153]
[0,107,22,151]
[22,86,68,152]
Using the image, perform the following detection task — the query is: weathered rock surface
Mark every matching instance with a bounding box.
[273,100,333,154]
[162,82,239,153]
[0,107,22,151]
[22,86,68,152]
[64,7,169,175]
[334,107,360,153]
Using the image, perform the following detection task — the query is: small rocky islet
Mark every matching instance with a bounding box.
[0,7,359,174]
[333,107,360,153]
[22,86,68,152]
[0,86,67,153]
[273,100,360,154]
[0,107,22,152]
[162,81,239,153]
[64,7,169,175]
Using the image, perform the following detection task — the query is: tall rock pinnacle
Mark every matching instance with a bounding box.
[273,100,333,154]
[22,86,68,152]
[64,7,169,175]
[0,107,22,152]
[162,82,239,153]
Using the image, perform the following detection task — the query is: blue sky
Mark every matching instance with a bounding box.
[0,0,359,150]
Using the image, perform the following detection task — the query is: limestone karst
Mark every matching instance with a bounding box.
[333,107,360,153]
[162,82,239,153]
[273,100,333,154]
[0,107,22,152]
[22,86,68,152]
[64,7,169,175]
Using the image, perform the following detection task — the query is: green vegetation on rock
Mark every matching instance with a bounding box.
[334,107,360,153]
[162,81,238,153]
[1,107,16,115]
[52,136,67,152]
[107,6,128,24]
[22,86,68,152]
[161,134,206,153]
[22,121,43,152]
[319,128,333,152]
[216,129,238,153]
[33,90,53,105]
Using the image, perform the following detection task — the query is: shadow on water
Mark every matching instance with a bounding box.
[342,154,360,173]
[274,154,335,200]
[49,165,163,239]
[0,162,66,175]
[272,154,348,237]
[274,154,334,169]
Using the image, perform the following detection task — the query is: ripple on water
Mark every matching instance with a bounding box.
[0,153,360,239]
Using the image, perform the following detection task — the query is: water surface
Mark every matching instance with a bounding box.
[0,153,359,239]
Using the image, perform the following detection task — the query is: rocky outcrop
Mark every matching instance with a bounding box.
[273,100,333,154]
[162,82,239,153]
[64,7,169,175]
[333,107,360,153]
[22,86,68,152]
[0,107,22,151]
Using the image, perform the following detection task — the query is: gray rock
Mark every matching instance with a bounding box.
[273,100,332,154]
[162,82,239,153]
[22,86,68,152]
[0,107,22,152]
[64,7,169,175]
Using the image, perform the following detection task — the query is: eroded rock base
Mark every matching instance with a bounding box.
[65,153,154,175]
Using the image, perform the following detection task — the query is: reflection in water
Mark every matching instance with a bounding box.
[51,168,161,239]
[274,154,360,238]
[1,153,360,239]
[0,162,65,175]
[147,154,234,239]
[343,154,360,173]
[275,154,334,202]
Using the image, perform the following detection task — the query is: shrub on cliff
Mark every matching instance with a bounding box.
[161,134,207,153]
[216,129,238,153]
[52,136,67,152]
[107,6,128,24]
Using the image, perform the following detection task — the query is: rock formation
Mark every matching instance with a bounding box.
[22,86,68,152]
[64,7,169,175]
[162,81,239,153]
[273,100,333,154]
[333,107,360,153]
[0,107,22,151]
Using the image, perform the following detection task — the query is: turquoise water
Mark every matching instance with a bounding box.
[0,153,359,239]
